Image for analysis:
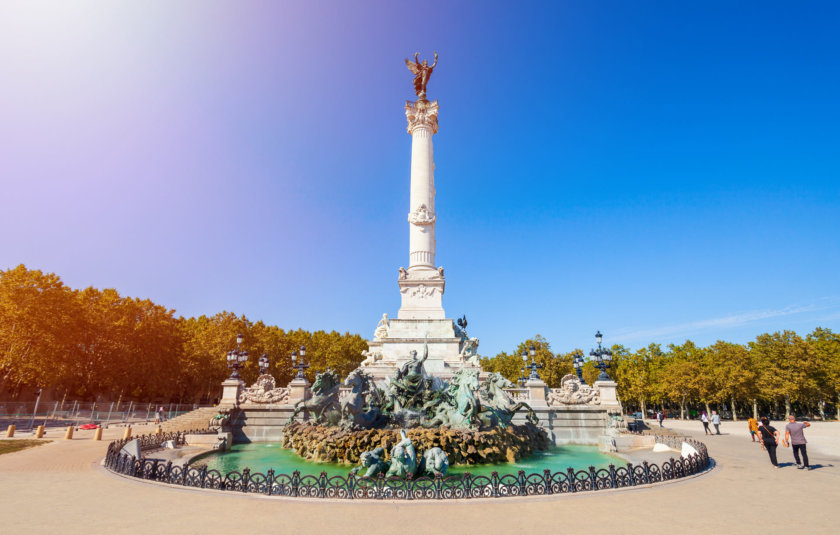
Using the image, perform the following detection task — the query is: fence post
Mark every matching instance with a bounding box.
[266,469,275,496]
[567,467,577,492]
[105,402,114,428]
[517,470,526,496]
[64,426,74,440]
[627,463,636,486]
[242,468,251,493]
[291,470,300,497]
[464,473,473,499]
[491,471,500,498]
[347,472,355,500]
[589,466,598,490]
[609,464,617,488]
[5,425,14,438]
[319,470,327,498]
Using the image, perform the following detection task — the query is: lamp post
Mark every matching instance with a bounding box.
[258,353,270,375]
[573,353,586,384]
[519,350,529,387]
[526,342,544,380]
[291,344,309,380]
[589,330,613,381]
[226,333,249,379]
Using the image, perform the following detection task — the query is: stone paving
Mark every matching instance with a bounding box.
[0,420,838,534]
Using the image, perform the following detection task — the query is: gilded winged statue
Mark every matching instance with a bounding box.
[405,52,438,99]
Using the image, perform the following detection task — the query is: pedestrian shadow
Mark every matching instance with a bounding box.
[778,462,796,468]
[807,464,832,470]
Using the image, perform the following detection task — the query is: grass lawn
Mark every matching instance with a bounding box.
[0,439,50,456]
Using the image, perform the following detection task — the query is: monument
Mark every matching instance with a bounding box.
[223,54,621,449]
[361,52,480,380]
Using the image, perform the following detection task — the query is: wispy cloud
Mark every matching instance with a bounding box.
[613,299,840,343]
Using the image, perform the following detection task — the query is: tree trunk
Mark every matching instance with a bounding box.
[819,400,826,421]
[731,396,738,421]
[836,393,840,421]
[784,396,791,419]
[752,399,758,420]
[640,396,646,418]
[680,395,686,420]
[704,401,711,418]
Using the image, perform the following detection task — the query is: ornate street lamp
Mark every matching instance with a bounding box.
[589,330,613,381]
[526,342,544,380]
[518,350,529,386]
[226,333,249,379]
[573,353,586,384]
[258,353,270,375]
[291,344,309,379]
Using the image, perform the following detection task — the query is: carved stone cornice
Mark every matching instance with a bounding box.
[408,203,436,225]
[405,99,439,134]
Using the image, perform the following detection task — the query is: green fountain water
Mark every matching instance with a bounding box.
[191,443,622,478]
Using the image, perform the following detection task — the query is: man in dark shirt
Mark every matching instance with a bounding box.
[758,417,779,467]
[784,415,811,470]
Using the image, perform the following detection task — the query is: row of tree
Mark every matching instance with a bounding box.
[479,330,840,420]
[0,265,367,403]
[3,265,839,419]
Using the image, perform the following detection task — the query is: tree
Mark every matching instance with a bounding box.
[750,331,820,418]
[807,327,840,420]
[658,341,703,419]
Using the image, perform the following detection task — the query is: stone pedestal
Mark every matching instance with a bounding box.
[526,378,548,407]
[594,380,620,411]
[288,377,311,403]
[220,378,244,406]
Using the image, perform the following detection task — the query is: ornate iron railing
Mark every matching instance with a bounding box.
[104,431,710,500]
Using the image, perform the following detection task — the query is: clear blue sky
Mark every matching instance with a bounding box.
[1,1,838,357]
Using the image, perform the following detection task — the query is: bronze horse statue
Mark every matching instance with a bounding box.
[288,370,341,424]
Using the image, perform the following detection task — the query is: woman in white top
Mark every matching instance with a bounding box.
[701,411,711,435]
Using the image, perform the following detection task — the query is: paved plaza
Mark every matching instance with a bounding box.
[0,420,837,534]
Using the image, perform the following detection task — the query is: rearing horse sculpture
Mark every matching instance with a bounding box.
[288,370,341,424]
[424,368,481,429]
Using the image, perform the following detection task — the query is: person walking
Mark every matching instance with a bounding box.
[157,406,165,423]
[758,417,780,467]
[701,411,711,435]
[656,410,664,428]
[711,411,721,435]
[748,416,759,442]
[783,415,811,470]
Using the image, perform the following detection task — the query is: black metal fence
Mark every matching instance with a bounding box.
[104,431,711,500]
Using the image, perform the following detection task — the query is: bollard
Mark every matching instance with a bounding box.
[122,426,132,440]
[93,427,103,441]
[64,426,74,440]
[156,426,162,436]
[5,424,14,438]
[35,425,45,438]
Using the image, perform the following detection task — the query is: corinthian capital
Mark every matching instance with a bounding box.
[405,99,439,134]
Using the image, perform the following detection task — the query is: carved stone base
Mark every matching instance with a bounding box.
[398,267,445,319]
[361,317,481,381]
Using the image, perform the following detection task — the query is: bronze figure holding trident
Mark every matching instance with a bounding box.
[405,52,438,99]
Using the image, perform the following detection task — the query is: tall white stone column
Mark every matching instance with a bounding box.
[398,98,445,320]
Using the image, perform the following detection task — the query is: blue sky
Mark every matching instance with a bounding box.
[1,1,838,356]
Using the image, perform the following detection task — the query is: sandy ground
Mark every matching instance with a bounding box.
[1,421,838,535]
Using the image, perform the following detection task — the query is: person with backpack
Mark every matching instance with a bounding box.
[758,417,780,467]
